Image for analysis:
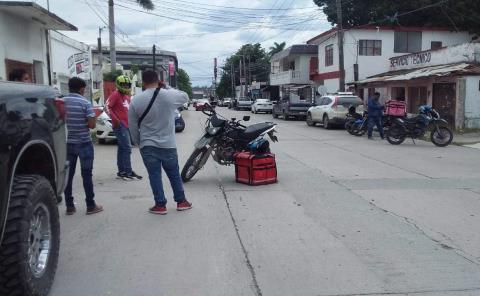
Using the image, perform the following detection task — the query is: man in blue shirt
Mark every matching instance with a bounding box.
[367,92,385,140]
[63,77,103,215]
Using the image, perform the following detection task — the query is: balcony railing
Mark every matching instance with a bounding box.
[270,70,311,85]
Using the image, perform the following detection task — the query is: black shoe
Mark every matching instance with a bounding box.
[116,172,126,179]
[128,171,143,180]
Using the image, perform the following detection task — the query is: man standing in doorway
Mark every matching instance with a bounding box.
[128,70,191,215]
[367,92,385,140]
[64,77,103,215]
[107,75,142,180]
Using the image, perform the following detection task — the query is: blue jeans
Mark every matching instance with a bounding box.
[64,142,95,208]
[368,116,384,138]
[140,147,186,206]
[113,123,132,174]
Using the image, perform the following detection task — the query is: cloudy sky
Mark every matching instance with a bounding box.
[34,0,332,86]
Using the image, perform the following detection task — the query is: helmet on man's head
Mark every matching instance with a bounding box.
[115,75,132,94]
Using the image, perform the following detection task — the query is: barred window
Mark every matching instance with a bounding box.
[359,40,382,56]
[325,44,334,66]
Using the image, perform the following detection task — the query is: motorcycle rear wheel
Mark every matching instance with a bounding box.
[431,126,453,147]
[386,125,406,145]
[181,147,208,182]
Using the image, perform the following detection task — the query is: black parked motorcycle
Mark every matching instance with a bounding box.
[386,105,453,147]
[181,104,278,182]
[344,106,363,135]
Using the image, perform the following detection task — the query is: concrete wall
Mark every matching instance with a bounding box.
[0,11,48,83]
[464,76,480,129]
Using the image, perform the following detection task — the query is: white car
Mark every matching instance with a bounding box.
[307,93,364,129]
[94,108,116,144]
[251,99,273,114]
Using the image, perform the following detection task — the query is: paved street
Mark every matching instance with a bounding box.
[50,108,480,296]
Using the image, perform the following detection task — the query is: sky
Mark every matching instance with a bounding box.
[33,0,332,86]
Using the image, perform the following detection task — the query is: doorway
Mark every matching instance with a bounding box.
[432,83,456,125]
[408,86,427,113]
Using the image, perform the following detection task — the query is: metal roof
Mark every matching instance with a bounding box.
[355,63,480,85]
[271,45,318,61]
[0,1,77,31]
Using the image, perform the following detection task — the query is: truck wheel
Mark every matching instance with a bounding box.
[283,111,289,121]
[0,175,60,296]
[272,112,278,119]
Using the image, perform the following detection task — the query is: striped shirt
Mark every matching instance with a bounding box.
[64,93,95,144]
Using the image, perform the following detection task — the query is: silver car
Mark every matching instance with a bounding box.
[307,93,364,129]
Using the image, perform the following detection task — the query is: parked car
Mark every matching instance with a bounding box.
[307,93,364,129]
[229,97,238,109]
[236,97,253,110]
[272,97,312,120]
[195,99,210,111]
[251,99,273,114]
[221,97,231,107]
[94,108,116,144]
[175,109,185,132]
[0,81,68,296]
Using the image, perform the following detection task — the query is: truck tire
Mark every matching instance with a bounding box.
[0,175,60,296]
[283,110,290,121]
[272,112,278,119]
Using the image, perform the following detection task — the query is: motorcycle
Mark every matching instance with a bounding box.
[345,106,363,135]
[349,111,369,136]
[181,103,278,182]
[386,105,453,147]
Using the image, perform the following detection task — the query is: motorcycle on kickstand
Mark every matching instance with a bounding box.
[386,105,453,147]
[181,103,279,182]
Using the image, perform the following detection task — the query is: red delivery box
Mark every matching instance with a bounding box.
[234,152,277,186]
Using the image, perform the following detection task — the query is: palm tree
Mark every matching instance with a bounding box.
[268,42,286,57]
[108,0,154,71]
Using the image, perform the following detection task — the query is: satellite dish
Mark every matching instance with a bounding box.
[317,86,328,96]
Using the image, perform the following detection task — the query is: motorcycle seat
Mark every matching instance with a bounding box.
[241,122,274,140]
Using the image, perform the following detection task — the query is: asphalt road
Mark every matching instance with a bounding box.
[50,107,480,296]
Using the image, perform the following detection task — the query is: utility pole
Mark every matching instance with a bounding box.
[97,27,106,68]
[239,59,243,98]
[108,0,117,72]
[152,44,156,72]
[242,54,247,97]
[336,0,345,91]
[231,63,235,98]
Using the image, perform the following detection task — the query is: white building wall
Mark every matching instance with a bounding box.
[316,28,472,93]
[464,76,480,128]
[0,11,48,83]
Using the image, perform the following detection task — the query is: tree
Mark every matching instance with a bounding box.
[108,0,154,71]
[268,42,287,57]
[313,0,480,35]
[216,43,271,99]
[177,68,193,99]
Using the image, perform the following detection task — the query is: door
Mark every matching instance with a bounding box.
[408,86,427,114]
[432,83,456,125]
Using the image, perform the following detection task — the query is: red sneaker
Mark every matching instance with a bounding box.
[177,200,192,211]
[149,205,167,215]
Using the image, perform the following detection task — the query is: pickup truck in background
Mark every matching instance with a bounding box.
[0,81,67,296]
[272,97,313,120]
[235,97,253,110]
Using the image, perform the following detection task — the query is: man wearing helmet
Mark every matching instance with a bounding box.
[107,75,143,180]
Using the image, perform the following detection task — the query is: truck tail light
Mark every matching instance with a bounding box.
[54,98,66,120]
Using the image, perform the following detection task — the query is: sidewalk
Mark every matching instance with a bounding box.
[453,131,480,145]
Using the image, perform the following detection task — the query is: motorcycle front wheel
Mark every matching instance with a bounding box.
[431,126,453,147]
[386,125,406,145]
[181,147,209,182]
[351,122,367,136]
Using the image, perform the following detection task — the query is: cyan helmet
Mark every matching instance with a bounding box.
[115,75,132,95]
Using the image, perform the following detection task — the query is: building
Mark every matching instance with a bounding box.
[50,31,92,96]
[0,1,77,84]
[307,26,472,99]
[355,42,480,129]
[91,46,178,87]
[269,44,318,102]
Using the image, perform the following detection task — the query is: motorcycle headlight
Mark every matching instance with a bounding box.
[207,127,221,135]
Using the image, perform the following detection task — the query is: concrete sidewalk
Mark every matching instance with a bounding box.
[453,131,480,145]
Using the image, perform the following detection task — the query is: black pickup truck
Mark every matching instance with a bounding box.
[272,97,313,120]
[0,82,68,296]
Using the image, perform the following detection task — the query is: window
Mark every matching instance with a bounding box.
[325,45,334,66]
[394,31,422,53]
[289,61,295,70]
[431,41,443,50]
[359,40,382,56]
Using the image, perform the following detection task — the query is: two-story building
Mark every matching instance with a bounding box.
[0,1,77,84]
[269,44,318,102]
[307,26,472,99]
[355,42,480,129]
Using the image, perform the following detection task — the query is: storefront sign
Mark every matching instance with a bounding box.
[68,52,90,80]
[390,52,432,69]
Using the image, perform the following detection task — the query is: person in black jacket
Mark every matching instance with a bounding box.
[367,92,385,140]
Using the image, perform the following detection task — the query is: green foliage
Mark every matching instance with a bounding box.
[268,42,287,57]
[313,0,480,35]
[217,43,270,99]
[135,0,154,10]
[177,68,193,99]
[103,70,123,82]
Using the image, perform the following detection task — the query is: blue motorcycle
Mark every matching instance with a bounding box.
[386,105,453,147]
